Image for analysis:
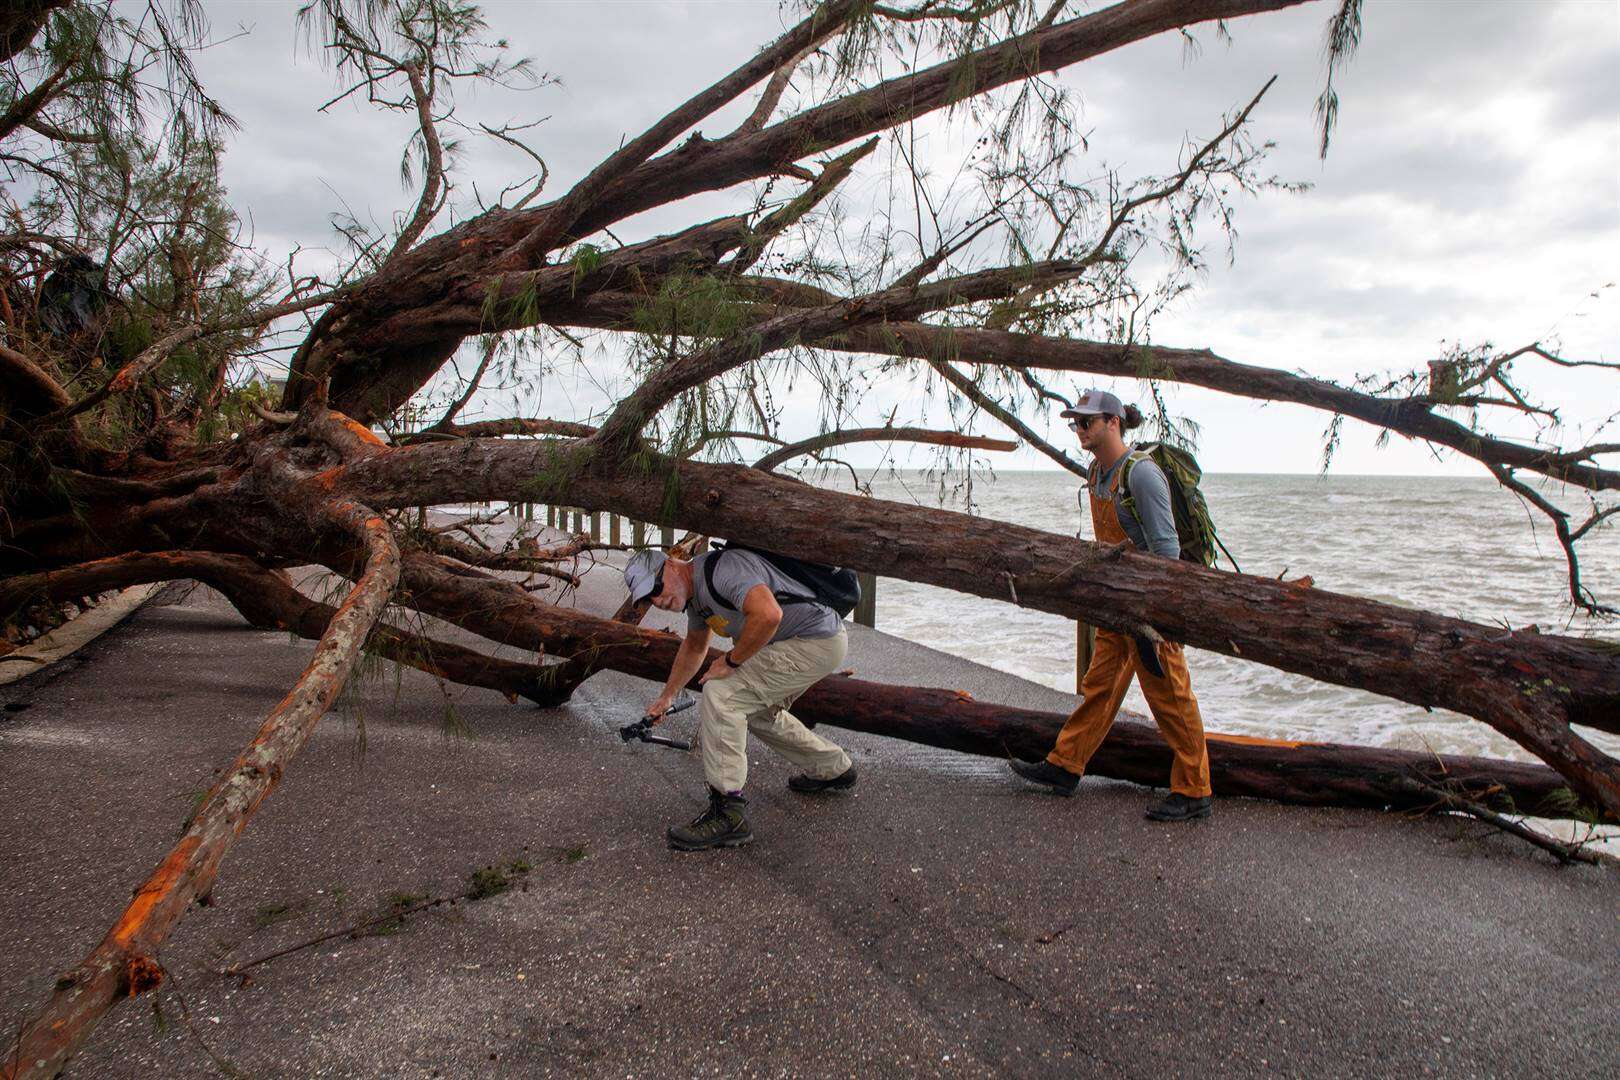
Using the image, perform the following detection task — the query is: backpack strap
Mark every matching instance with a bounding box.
[702,548,722,606]
[1114,446,1155,523]
[703,546,817,609]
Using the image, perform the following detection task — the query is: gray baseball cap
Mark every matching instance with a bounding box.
[1060,388,1125,420]
[623,549,668,603]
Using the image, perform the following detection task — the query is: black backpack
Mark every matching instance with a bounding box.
[703,542,862,619]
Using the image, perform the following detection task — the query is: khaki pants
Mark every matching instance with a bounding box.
[699,628,850,794]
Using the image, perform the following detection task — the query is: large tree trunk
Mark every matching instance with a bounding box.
[14,542,1569,818]
[0,552,557,705]
[336,441,1620,817]
[382,553,1583,819]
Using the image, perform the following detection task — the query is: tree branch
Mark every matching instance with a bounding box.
[40,284,352,428]
[502,0,863,268]
[1486,463,1617,618]
[590,256,1093,449]
[426,335,496,432]
[829,323,1620,492]
[398,416,596,445]
[5,503,400,1079]
[334,440,1620,816]
[752,425,1018,472]
[382,61,446,264]
[0,340,73,412]
[537,0,1308,244]
[926,358,1086,476]
[729,136,878,274]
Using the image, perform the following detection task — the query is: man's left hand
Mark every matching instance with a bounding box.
[699,654,737,684]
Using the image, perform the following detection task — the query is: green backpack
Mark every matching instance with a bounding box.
[1116,442,1238,571]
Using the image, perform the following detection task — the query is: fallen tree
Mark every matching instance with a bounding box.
[2,0,1616,1074]
[0,541,1584,818]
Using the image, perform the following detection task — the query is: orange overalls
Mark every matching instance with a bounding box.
[1047,482,1213,798]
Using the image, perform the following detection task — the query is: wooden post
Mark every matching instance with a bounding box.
[854,572,877,628]
[632,520,645,547]
[1076,622,1096,693]
[589,512,601,542]
[610,514,621,546]
[660,524,674,548]
[546,504,556,528]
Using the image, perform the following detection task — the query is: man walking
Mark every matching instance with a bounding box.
[624,545,857,850]
[1011,389,1214,821]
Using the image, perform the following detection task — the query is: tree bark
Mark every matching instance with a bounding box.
[336,441,1620,817]
[0,1,65,64]
[3,506,401,1080]
[380,556,1586,820]
[837,323,1619,491]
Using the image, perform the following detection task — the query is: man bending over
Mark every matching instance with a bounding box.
[624,546,856,851]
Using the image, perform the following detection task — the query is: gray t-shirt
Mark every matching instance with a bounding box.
[686,549,843,642]
[1086,452,1181,558]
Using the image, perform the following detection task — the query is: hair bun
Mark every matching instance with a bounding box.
[1120,403,1144,430]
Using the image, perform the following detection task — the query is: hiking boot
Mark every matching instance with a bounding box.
[1145,792,1212,822]
[788,764,857,794]
[667,788,753,851]
[1010,759,1080,796]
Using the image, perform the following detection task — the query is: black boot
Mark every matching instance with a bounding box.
[1144,792,1212,822]
[788,764,857,794]
[1010,758,1080,796]
[667,788,754,851]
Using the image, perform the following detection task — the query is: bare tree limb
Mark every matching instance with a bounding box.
[1486,463,1617,618]
[828,323,1620,492]
[398,416,596,445]
[926,358,1086,475]
[426,335,496,432]
[729,137,878,274]
[752,425,1018,472]
[502,0,863,268]
[1390,776,1605,867]
[382,61,446,264]
[590,256,1094,449]
[40,285,352,428]
[4,503,400,1080]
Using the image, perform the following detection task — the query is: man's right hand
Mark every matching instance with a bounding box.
[645,695,673,722]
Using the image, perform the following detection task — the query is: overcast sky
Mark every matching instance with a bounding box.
[192,0,1619,477]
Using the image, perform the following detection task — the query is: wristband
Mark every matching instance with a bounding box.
[723,652,743,668]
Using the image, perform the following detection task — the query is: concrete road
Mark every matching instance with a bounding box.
[1,551,1614,1078]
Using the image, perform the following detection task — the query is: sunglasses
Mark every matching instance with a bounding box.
[650,568,666,600]
[1066,414,1105,432]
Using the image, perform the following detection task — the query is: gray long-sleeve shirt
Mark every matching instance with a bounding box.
[1085,451,1181,558]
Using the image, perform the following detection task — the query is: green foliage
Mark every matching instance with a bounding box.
[465,855,532,900]
[570,242,605,286]
[1315,0,1365,159]
[629,273,757,345]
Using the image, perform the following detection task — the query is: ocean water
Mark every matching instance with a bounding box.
[831,470,1619,765]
